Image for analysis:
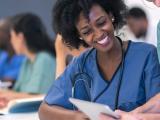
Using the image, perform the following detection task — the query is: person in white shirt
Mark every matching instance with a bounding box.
[126,7,157,46]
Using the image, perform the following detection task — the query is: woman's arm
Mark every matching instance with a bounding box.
[0,89,42,99]
[137,113,160,120]
[133,93,160,113]
[0,89,43,108]
[55,34,69,78]
[38,101,89,120]
[99,112,160,120]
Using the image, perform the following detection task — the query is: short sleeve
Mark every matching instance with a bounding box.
[23,53,56,94]
[144,46,160,100]
[44,58,79,109]
[3,56,24,80]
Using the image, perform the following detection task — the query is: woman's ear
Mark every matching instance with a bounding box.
[109,13,115,22]
[79,37,83,40]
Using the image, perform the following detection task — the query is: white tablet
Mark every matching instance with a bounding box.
[69,98,120,120]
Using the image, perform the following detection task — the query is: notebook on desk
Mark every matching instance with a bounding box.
[0,96,43,115]
[69,98,120,120]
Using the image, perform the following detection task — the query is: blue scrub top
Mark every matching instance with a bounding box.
[157,21,160,61]
[45,41,160,111]
[0,50,24,81]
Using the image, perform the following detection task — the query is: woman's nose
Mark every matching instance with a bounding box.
[93,28,103,40]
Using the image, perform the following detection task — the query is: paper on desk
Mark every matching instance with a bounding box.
[69,98,119,120]
[0,112,38,120]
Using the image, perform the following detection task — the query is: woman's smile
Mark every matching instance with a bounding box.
[96,35,110,46]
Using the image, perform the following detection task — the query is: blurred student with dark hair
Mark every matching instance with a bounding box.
[0,18,24,87]
[126,7,157,46]
[0,13,56,108]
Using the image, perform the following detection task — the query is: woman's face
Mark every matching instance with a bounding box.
[76,4,115,52]
[10,30,25,55]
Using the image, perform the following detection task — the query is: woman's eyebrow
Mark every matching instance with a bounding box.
[80,25,89,31]
[95,16,105,22]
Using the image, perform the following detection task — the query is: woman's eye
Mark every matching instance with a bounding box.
[82,30,92,36]
[97,20,106,27]
[97,17,107,27]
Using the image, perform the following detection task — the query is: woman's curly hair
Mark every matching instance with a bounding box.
[52,0,127,49]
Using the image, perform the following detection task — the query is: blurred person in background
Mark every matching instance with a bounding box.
[55,34,88,78]
[126,7,157,46]
[0,13,56,108]
[0,18,24,87]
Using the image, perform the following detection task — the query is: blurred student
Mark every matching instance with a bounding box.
[0,13,56,108]
[126,7,157,46]
[0,18,24,87]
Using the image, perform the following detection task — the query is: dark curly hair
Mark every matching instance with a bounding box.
[11,13,56,56]
[126,7,147,19]
[52,0,127,49]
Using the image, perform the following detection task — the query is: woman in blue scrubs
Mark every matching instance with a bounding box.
[39,0,160,119]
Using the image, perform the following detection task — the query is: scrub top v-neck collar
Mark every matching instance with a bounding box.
[90,40,131,102]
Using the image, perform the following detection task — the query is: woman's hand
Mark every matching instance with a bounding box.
[132,93,160,113]
[99,110,143,120]
[0,89,14,109]
[74,111,90,120]
[99,113,116,120]
[115,110,143,120]
[0,97,9,109]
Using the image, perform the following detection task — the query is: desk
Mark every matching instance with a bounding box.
[0,112,39,120]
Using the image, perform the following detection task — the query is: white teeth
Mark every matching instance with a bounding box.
[97,36,108,44]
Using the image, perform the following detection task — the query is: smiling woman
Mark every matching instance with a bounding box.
[38,0,160,120]
[76,5,116,53]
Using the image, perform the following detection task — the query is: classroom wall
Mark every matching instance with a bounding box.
[0,0,56,39]
[0,0,159,40]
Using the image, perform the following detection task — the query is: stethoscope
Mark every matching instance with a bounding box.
[71,37,125,110]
